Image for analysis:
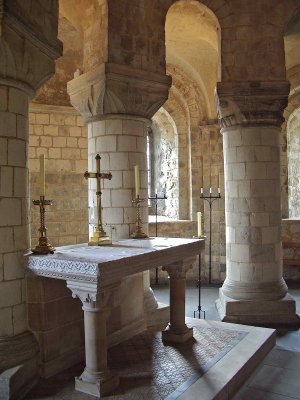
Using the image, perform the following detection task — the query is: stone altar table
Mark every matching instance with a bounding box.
[26,237,205,398]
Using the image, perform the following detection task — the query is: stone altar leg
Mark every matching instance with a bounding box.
[215,81,300,327]
[0,3,61,398]
[67,282,119,397]
[162,260,194,343]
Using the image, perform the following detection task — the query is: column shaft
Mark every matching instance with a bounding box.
[162,261,193,343]
[0,86,40,400]
[88,117,149,239]
[83,308,108,377]
[169,275,188,332]
[222,125,286,301]
[216,80,300,327]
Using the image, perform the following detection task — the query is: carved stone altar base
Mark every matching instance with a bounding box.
[27,237,205,397]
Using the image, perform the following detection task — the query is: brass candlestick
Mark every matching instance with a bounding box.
[131,195,148,239]
[32,196,55,254]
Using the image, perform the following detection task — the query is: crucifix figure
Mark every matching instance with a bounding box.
[84,154,112,245]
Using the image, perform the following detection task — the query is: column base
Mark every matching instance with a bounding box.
[162,325,193,343]
[216,289,300,328]
[75,373,119,398]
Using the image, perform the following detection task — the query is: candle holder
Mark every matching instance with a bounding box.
[200,189,221,284]
[84,154,112,246]
[32,196,55,254]
[131,195,148,239]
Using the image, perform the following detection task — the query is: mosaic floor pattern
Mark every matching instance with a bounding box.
[25,322,245,400]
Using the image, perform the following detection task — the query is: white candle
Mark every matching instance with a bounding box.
[209,187,212,194]
[197,212,202,237]
[218,187,220,194]
[39,154,45,197]
[134,165,140,197]
[155,188,157,195]
[200,187,203,196]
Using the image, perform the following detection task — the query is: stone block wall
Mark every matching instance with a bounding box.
[28,105,88,247]
[28,104,89,377]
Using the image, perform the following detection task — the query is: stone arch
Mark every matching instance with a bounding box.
[157,0,221,222]
[282,9,300,217]
[151,61,209,221]
[150,77,191,220]
[151,108,180,219]
[286,108,300,217]
[164,84,191,219]
[167,63,208,219]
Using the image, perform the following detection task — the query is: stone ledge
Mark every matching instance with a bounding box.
[176,318,276,400]
[0,357,38,400]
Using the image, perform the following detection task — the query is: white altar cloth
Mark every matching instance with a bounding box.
[27,237,204,286]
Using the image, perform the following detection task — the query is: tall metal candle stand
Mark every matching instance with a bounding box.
[148,192,167,284]
[193,249,206,319]
[200,189,221,284]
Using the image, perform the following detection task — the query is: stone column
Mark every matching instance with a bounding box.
[87,116,149,239]
[162,258,194,343]
[215,81,300,327]
[68,63,171,328]
[67,281,119,397]
[0,3,61,399]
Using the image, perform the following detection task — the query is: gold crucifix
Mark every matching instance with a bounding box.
[84,154,112,245]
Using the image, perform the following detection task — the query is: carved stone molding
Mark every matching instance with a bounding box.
[67,62,172,122]
[0,1,62,93]
[27,256,98,283]
[216,81,290,129]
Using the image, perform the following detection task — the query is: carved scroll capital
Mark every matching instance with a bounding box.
[163,256,196,279]
[67,280,120,312]
[67,62,172,123]
[216,81,290,129]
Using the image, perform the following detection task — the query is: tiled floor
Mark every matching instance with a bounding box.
[25,282,300,400]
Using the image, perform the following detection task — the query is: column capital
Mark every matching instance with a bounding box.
[0,0,62,94]
[67,280,120,312]
[216,80,290,129]
[163,256,195,278]
[67,62,172,123]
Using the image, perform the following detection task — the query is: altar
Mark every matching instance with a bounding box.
[26,237,205,398]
